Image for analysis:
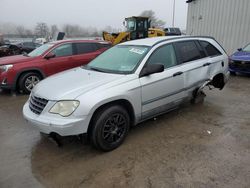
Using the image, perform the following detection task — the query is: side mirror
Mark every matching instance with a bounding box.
[45,52,55,59]
[140,63,164,77]
[238,48,242,51]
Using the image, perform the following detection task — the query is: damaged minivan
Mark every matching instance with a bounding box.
[23,36,229,151]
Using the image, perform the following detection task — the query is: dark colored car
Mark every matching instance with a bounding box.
[0,40,111,93]
[164,27,182,36]
[0,42,41,57]
[0,44,21,57]
[229,43,250,75]
[16,42,41,53]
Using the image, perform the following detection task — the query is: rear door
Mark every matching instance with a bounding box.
[199,40,224,77]
[72,43,103,67]
[44,43,74,76]
[140,44,185,119]
[174,40,210,95]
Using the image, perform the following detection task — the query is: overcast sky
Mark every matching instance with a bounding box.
[0,0,188,30]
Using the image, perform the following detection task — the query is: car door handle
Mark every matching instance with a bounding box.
[203,63,211,67]
[173,71,183,77]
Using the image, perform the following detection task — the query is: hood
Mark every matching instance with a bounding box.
[0,55,36,66]
[32,67,126,100]
[231,51,250,61]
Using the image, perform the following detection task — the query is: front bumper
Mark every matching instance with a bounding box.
[23,102,90,136]
[229,67,250,74]
[229,61,250,74]
[0,83,14,90]
[0,72,15,90]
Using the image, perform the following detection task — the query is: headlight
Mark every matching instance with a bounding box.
[49,100,80,117]
[0,64,13,72]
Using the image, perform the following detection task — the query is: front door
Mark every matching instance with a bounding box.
[139,44,185,119]
[44,43,74,76]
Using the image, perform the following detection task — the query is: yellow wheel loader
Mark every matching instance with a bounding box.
[103,16,165,45]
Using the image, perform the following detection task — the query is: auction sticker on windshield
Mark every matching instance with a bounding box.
[129,48,147,55]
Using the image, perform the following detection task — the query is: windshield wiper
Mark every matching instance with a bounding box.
[88,66,106,73]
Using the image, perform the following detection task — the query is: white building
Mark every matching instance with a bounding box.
[186,0,250,54]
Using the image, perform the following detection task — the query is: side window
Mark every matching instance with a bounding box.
[52,43,73,57]
[175,41,202,63]
[137,20,144,30]
[75,43,97,55]
[147,44,177,69]
[200,41,222,57]
[96,43,111,50]
[195,41,207,58]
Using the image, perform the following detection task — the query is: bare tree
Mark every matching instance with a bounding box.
[35,22,49,38]
[140,10,166,28]
[24,29,33,36]
[0,22,17,35]
[62,24,91,37]
[103,25,120,33]
[16,25,26,36]
[50,24,58,39]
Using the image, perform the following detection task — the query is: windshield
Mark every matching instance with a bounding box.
[127,20,136,31]
[243,44,250,52]
[86,45,149,74]
[28,43,53,57]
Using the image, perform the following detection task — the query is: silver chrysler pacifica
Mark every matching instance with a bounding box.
[23,36,229,151]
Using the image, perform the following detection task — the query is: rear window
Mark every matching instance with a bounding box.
[75,43,97,55]
[200,41,222,57]
[175,41,202,63]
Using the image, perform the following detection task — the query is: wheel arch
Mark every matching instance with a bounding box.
[87,99,136,135]
[14,68,46,90]
[210,72,226,90]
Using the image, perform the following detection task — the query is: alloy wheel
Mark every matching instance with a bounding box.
[24,75,40,91]
[102,113,127,144]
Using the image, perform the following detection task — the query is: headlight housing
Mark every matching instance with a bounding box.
[228,59,234,64]
[0,64,13,72]
[49,100,80,117]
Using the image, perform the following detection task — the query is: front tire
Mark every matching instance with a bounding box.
[90,105,130,151]
[18,72,41,94]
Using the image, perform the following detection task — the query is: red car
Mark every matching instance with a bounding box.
[0,40,111,93]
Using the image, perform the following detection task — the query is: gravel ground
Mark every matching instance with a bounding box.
[0,75,250,188]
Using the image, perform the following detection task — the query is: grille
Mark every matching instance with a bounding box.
[29,95,48,115]
[230,61,250,69]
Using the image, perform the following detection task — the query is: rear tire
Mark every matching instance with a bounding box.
[18,72,41,94]
[90,105,130,151]
[191,88,206,104]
